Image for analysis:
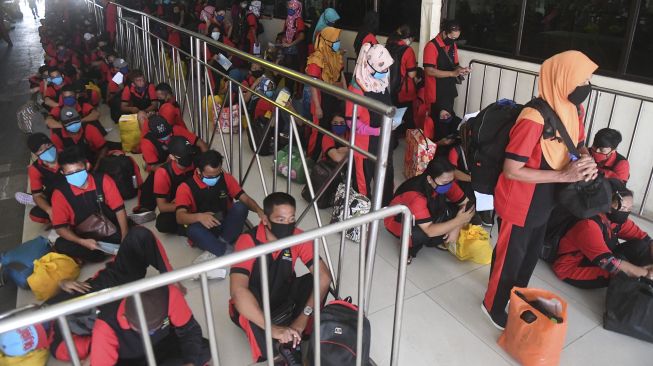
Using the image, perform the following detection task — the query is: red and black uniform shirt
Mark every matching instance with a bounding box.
[396,40,418,104]
[554,214,649,279]
[598,152,630,182]
[448,145,469,174]
[422,34,458,106]
[51,174,125,229]
[50,123,106,154]
[121,83,157,111]
[44,76,73,102]
[153,161,195,202]
[175,172,244,215]
[28,160,61,199]
[50,102,94,120]
[158,100,187,130]
[141,125,199,166]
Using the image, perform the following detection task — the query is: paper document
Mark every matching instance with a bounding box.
[217,54,232,71]
[112,72,124,85]
[275,88,291,106]
[392,107,407,130]
[474,191,494,211]
[97,241,120,256]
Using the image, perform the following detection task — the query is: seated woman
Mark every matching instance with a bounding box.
[553,185,653,288]
[385,157,475,263]
[591,127,630,183]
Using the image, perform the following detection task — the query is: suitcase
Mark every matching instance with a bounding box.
[404,129,436,178]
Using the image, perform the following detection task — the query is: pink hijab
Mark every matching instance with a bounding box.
[284,0,302,43]
[355,43,394,94]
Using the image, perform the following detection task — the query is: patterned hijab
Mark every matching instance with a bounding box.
[248,0,261,17]
[306,27,343,85]
[354,43,393,94]
[284,0,302,43]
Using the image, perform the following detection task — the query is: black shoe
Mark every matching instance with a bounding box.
[481,302,507,330]
[278,344,302,366]
[478,210,494,227]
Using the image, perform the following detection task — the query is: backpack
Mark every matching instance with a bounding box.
[96,153,139,199]
[306,297,371,366]
[0,237,51,289]
[301,158,342,209]
[540,206,579,263]
[386,42,409,105]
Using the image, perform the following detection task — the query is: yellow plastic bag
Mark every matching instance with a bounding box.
[118,114,141,153]
[0,348,49,366]
[164,54,187,80]
[448,224,492,264]
[202,95,223,127]
[27,253,80,301]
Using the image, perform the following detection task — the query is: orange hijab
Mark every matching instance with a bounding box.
[518,51,598,170]
[306,27,343,85]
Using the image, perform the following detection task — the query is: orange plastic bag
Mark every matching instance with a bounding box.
[498,287,568,366]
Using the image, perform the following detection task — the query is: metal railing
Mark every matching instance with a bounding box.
[84,1,397,309]
[0,206,412,366]
[461,59,653,220]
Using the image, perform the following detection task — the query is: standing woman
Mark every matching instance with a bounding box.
[281,0,306,95]
[310,8,339,51]
[305,26,345,161]
[482,51,599,329]
[386,25,418,129]
[353,11,379,56]
[346,43,395,206]
[244,0,262,55]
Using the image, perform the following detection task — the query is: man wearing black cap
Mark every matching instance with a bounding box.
[50,106,108,168]
[15,133,64,224]
[89,285,211,366]
[153,136,196,234]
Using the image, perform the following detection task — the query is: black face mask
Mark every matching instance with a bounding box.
[607,210,629,224]
[443,37,455,46]
[269,221,295,239]
[251,70,264,78]
[157,98,167,105]
[568,84,591,106]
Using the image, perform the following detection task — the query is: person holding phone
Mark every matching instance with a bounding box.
[385,157,474,263]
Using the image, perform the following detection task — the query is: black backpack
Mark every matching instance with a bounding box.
[306,297,371,366]
[247,116,289,156]
[301,159,342,209]
[386,42,409,105]
[96,154,138,199]
[540,206,579,263]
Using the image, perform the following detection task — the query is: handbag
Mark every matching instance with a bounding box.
[531,98,612,219]
[603,273,653,343]
[74,183,118,241]
[330,183,371,243]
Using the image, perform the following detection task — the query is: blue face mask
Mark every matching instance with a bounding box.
[331,40,340,52]
[439,115,453,124]
[158,135,171,142]
[287,9,296,16]
[265,90,274,98]
[51,76,64,86]
[435,182,453,194]
[373,70,388,80]
[38,146,57,163]
[119,67,129,74]
[202,175,220,187]
[216,15,224,21]
[63,96,76,106]
[332,125,347,135]
[65,169,88,188]
[65,121,82,134]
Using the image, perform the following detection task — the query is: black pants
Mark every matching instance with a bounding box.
[117,334,211,366]
[54,230,121,263]
[410,225,446,257]
[138,173,157,211]
[353,151,395,207]
[156,212,184,235]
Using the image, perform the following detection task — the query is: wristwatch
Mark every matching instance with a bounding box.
[303,305,313,316]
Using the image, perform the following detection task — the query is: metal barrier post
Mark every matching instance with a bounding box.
[259,254,275,366]
[312,237,322,366]
[57,316,81,366]
[132,293,156,366]
[356,224,368,366]
[390,211,412,366]
[200,273,221,366]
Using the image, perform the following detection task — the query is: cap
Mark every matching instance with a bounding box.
[0,325,39,357]
[147,115,173,139]
[83,33,94,41]
[124,286,169,333]
[27,133,52,153]
[167,136,192,158]
[113,58,128,69]
[61,106,81,124]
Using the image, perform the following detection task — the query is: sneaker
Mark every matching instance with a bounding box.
[128,210,156,225]
[481,302,506,331]
[15,192,35,206]
[478,211,495,227]
[193,251,227,280]
[278,344,302,366]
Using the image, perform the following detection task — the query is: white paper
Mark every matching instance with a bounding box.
[253,42,261,55]
[474,191,494,211]
[112,72,124,85]
[217,53,232,71]
[275,88,291,105]
[97,241,120,256]
[392,107,408,130]
[462,110,480,123]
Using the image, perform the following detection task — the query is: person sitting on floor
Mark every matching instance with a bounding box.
[155,82,189,130]
[553,184,653,288]
[384,157,475,263]
[51,146,128,263]
[153,136,195,234]
[591,127,630,183]
[120,69,158,115]
[230,192,332,363]
[46,84,102,132]
[43,67,72,111]
[50,106,109,169]
[176,150,265,272]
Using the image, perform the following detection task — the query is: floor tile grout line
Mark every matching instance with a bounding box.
[418,264,487,294]
[562,323,601,350]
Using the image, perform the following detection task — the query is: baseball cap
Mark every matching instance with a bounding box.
[27,133,52,154]
[168,136,192,158]
[0,325,39,357]
[60,106,81,124]
[147,115,173,139]
[113,58,128,69]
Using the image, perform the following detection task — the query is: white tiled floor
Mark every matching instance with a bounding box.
[15,105,653,365]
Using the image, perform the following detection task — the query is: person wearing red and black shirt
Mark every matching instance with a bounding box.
[155,82,188,130]
[482,51,599,330]
[43,67,72,110]
[353,11,379,56]
[107,58,129,123]
[385,158,474,261]
[23,134,64,224]
[121,69,158,115]
[320,111,349,162]
[422,20,470,122]
[47,84,103,133]
[553,187,653,289]
[243,1,262,55]
[230,193,331,363]
[386,25,418,129]
[51,107,108,168]
[51,147,129,263]
[153,137,195,234]
[176,150,265,257]
[89,285,210,366]
[590,128,630,183]
[280,0,306,94]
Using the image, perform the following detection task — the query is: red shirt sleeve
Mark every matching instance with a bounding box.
[50,106,61,119]
[159,103,176,126]
[423,41,437,68]
[448,147,459,167]
[85,125,107,151]
[173,125,198,145]
[616,219,649,241]
[168,285,193,327]
[567,220,612,262]
[605,159,630,182]
[296,18,305,33]
[505,118,544,163]
[148,84,157,100]
[108,81,120,95]
[293,239,315,268]
[102,176,125,211]
[141,139,160,165]
[121,86,131,102]
[51,131,64,151]
[362,33,378,46]
[82,103,94,117]
[231,233,256,276]
[247,13,257,27]
[90,319,119,366]
[306,63,322,79]
[223,172,244,199]
[321,136,335,155]
[153,167,172,198]
[28,165,44,193]
[403,47,417,72]
[453,44,459,64]
[175,182,195,211]
[445,182,465,203]
[51,190,74,228]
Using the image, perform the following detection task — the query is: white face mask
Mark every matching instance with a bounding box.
[404,38,412,46]
[211,31,220,41]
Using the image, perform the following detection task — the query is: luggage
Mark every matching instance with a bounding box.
[498,287,568,366]
[404,129,436,178]
[118,114,141,153]
[306,297,370,366]
[27,253,80,301]
[16,101,46,134]
[302,159,342,209]
[0,237,51,289]
[603,273,653,343]
[447,224,492,264]
[276,146,314,185]
[330,183,371,243]
[95,151,140,200]
[217,104,242,133]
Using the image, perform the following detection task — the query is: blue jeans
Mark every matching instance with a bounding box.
[187,202,249,256]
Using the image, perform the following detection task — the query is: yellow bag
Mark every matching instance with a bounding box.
[164,54,187,80]
[202,95,223,127]
[0,348,49,366]
[448,224,492,264]
[27,253,80,301]
[118,114,141,153]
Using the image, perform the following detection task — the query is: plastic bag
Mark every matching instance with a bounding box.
[27,253,80,301]
[276,146,314,184]
[0,348,49,366]
[118,114,141,153]
[448,224,492,264]
[16,101,45,134]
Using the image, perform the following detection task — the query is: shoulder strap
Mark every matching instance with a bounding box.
[526,98,580,160]
[92,173,107,214]
[431,39,456,68]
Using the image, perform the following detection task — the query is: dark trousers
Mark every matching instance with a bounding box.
[156,211,180,234]
[230,274,313,362]
[54,230,121,263]
[410,225,446,257]
[138,173,157,211]
[187,202,249,256]
[483,218,547,321]
[116,334,211,366]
